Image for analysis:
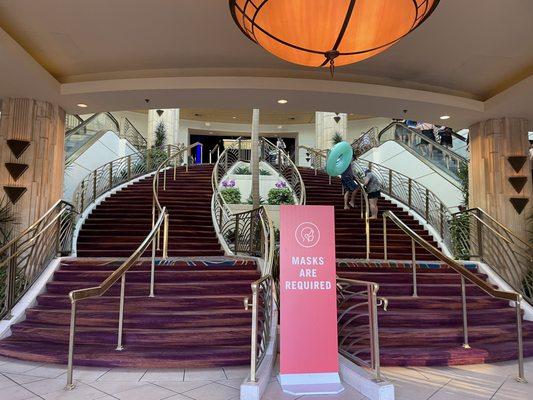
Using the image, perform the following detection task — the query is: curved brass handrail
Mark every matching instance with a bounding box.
[66,208,167,389]
[454,207,532,251]
[0,199,69,254]
[383,210,520,301]
[382,209,526,382]
[0,200,76,320]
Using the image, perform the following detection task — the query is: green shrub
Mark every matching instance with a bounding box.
[267,188,294,205]
[259,168,271,176]
[233,166,251,175]
[246,196,265,205]
[221,188,241,204]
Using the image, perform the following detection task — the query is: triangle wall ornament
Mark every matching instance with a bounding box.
[507,156,527,173]
[5,163,29,181]
[6,140,30,159]
[509,197,529,215]
[508,176,528,193]
[3,186,27,204]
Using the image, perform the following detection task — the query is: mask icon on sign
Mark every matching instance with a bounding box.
[301,227,315,243]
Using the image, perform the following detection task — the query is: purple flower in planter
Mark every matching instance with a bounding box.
[222,179,236,188]
[275,181,287,189]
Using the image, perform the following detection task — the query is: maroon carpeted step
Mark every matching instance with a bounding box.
[0,257,260,368]
[77,165,224,257]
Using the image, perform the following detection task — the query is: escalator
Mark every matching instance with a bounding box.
[64,112,147,163]
[376,122,468,181]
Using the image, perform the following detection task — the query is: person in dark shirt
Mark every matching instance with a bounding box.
[341,156,360,210]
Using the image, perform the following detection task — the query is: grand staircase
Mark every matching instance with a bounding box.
[338,261,533,366]
[300,167,533,366]
[77,165,224,257]
[0,165,258,368]
[300,167,439,260]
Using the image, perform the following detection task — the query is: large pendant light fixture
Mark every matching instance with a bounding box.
[229,0,440,75]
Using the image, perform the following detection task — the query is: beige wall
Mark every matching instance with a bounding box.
[0,98,65,232]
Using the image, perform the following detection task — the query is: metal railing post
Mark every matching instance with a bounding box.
[65,301,77,390]
[408,178,412,208]
[476,208,484,258]
[93,171,97,203]
[80,181,85,210]
[116,274,126,351]
[5,248,17,318]
[108,163,113,190]
[425,188,430,220]
[383,217,388,261]
[127,155,132,180]
[369,284,382,382]
[163,213,169,259]
[515,299,526,382]
[460,275,470,349]
[235,214,240,253]
[388,169,393,195]
[149,235,157,297]
[250,285,259,382]
[411,239,418,297]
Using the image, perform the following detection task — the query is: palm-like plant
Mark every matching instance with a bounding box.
[331,132,343,146]
[0,196,15,246]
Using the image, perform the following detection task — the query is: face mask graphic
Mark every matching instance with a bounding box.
[300,227,314,244]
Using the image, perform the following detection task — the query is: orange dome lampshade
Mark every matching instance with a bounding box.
[229,0,440,74]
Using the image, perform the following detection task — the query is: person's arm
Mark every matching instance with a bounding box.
[364,175,370,185]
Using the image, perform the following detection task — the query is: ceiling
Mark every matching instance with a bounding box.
[162,109,369,125]
[0,0,532,128]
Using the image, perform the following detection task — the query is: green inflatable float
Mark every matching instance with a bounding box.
[326,141,353,177]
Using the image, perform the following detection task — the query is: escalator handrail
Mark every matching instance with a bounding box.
[378,121,468,163]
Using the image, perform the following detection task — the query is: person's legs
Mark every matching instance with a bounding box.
[344,190,350,209]
[349,188,358,208]
[369,198,379,219]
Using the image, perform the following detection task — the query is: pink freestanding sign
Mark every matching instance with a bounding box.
[279,205,344,395]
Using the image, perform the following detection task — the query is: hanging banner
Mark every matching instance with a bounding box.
[279,205,343,395]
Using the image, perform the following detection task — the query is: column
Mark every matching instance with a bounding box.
[315,111,348,150]
[468,117,532,267]
[0,98,65,233]
[147,108,180,147]
[250,109,260,208]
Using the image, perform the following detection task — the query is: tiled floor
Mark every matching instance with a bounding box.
[0,356,531,400]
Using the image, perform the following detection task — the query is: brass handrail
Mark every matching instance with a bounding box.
[378,122,468,164]
[454,207,532,251]
[244,274,274,382]
[337,277,387,382]
[65,208,167,389]
[382,210,526,382]
[0,200,76,320]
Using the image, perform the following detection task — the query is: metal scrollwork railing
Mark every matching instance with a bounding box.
[122,117,148,151]
[211,137,279,381]
[382,210,527,383]
[337,278,387,382]
[352,159,454,251]
[72,144,183,216]
[0,200,76,320]
[449,208,533,304]
[352,127,379,158]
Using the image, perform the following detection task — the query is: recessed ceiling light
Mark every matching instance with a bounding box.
[77,103,88,108]
[232,116,237,119]
[277,99,288,104]
[440,115,450,120]
[278,125,283,129]
[205,122,211,126]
